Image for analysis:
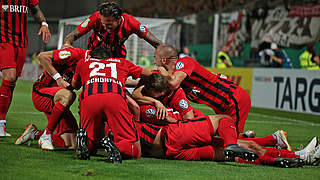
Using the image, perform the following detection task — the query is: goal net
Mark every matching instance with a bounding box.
[57,15,178,66]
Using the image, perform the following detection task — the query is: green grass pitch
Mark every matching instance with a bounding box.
[0,80,319,180]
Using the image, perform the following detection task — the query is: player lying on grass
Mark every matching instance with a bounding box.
[132,73,294,151]
[137,105,320,168]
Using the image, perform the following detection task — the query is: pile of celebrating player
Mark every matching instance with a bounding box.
[2,1,319,168]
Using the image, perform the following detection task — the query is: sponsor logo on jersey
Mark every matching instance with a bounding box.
[140,25,146,33]
[81,18,90,28]
[145,108,156,118]
[179,99,189,110]
[176,62,184,70]
[2,5,28,13]
[58,51,71,59]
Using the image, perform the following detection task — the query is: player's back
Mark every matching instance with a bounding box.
[75,57,142,100]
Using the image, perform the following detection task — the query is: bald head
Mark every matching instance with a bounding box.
[156,45,178,60]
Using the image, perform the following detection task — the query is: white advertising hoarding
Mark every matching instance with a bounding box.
[252,68,320,115]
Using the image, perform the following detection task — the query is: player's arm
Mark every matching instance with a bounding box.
[127,96,140,122]
[30,5,51,43]
[132,86,168,120]
[37,51,69,88]
[270,55,283,64]
[158,67,187,90]
[142,31,164,49]
[62,29,82,49]
[71,75,82,90]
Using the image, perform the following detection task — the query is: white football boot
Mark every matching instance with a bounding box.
[273,130,292,151]
[38,130,54,151]
[295,137,318,156]
[303,145,320,166]
[14,123,38,145]
[0,121,11,137]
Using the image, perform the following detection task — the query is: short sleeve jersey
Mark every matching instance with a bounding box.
[33,48,88,90]
[174,56,239,113]
[0,0,39,47]
[73,56,143,101]
[78,12,149,58]
[161,88,192,117]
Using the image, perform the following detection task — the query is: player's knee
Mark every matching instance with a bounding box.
[55,89,76,106]
[2,68,18,82]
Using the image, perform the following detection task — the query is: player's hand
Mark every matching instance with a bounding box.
[61,43,73,49]
[38,25,51,43]
[154,100,167,120]
[157,67,170,77]
[56,78,70,88]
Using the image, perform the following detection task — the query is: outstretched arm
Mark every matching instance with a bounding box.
[30,5,51,43]
[62,29,82,49]
[142,31,164,49]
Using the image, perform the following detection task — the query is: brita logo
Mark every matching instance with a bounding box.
[2,5,28,13]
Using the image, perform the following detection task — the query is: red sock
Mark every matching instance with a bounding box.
[35,130,44,140]
[262,147,300,158]
[52,133,66,148]
[239,135,276,146]
[0,79,15,120]
[217,118,237,146]
[116,140,140,159]
[45,102,66,134]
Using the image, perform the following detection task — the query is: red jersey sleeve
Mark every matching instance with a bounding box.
[125,59,143,79]
[167,88,192,117]
[124,13,148,38]
[52,48,88,66]
[78,11,100,36]
[29,0,39,7]
[174,57,196,77]
[73,59,84,85]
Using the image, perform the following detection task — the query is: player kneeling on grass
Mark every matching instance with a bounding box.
[14,48,89,150]
[71,47,152,163]
[137,105,320,167]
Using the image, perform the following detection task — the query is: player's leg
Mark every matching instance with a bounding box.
[209,115,259,161]
[77,95,105,159]
[54,109,78,149]
[102,94,141,159]
[0,44,25,137]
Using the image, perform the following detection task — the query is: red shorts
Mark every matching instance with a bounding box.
[0,43,27,76]
[79,93,138,146]
[32,87,78,135]
[162,115,215,160]
[226,87,251,134]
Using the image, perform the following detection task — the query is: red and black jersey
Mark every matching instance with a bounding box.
[33,48,88,91]
[78,12,148,58]
[135,121,161,153]
[74,56,142,101]
[161,88,192,117]
[0,0,38,47]
[174,57,239,114]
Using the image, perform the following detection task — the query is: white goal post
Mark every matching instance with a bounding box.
[57,15,178,65]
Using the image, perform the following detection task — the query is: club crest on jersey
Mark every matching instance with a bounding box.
[145,108,156,118]
[58,51,71,59]
[81,18,90,28]
[179,99,189,110]
[140,25,146,33]
[176,62,184,70]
